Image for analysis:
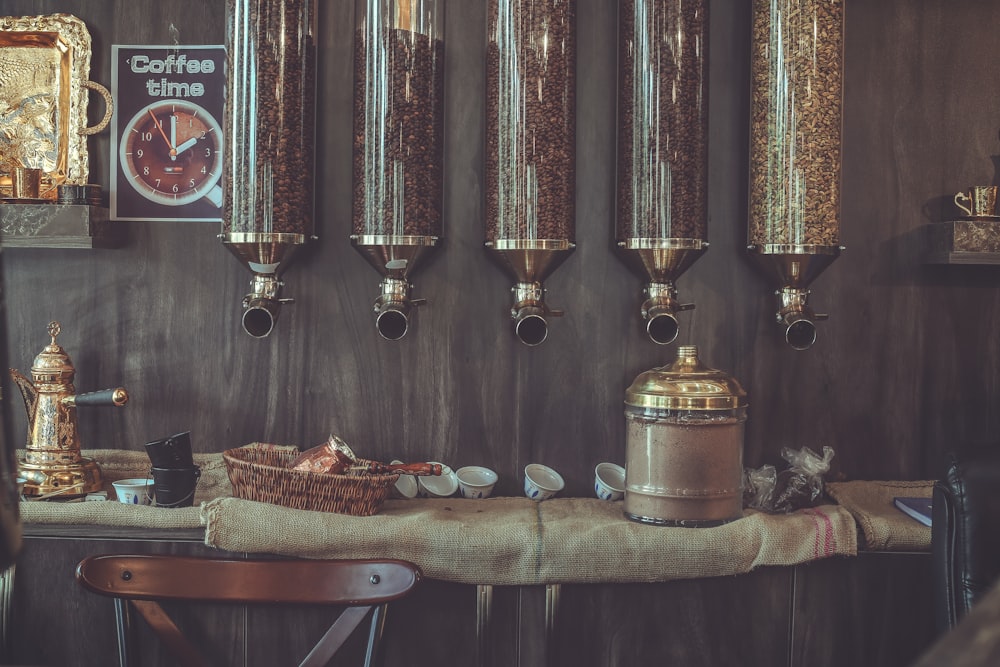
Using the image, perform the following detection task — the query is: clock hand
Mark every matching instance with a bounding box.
[148,109,176,157]
[169,114,178,161]
[174,136,199,155]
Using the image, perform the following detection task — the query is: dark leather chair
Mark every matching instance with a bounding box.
[76,554,421,667]
[931,451,1000,634]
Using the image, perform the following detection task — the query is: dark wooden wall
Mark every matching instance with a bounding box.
[8,0,999,492]
[0,0,995,499]
[2,1,974,665]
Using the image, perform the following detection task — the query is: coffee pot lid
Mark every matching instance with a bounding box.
[31,321,75,381]
[625,345,747,410]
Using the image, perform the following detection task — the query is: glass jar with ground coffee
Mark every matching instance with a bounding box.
[623,345,748,527]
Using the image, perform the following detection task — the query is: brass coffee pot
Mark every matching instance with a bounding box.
[9,321,128,498]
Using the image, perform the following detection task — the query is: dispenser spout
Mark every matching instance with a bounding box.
[775,287,827,351]
[511,282,562,346]
[373,276,426,341]
[241,273,291,338]
[641,282,695,345]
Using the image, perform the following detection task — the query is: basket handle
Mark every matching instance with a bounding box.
[365,462,442,476]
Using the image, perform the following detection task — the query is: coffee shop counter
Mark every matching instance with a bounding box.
[19,450,939,581]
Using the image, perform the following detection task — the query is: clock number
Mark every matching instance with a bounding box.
[201,166,207,174]
[155,179,161,188]
[143,166,149,176]
[172,184,179,193]
[136,149,144,158]
[141,132,153,141]
[189,179,196,188]
[205,148,212,158]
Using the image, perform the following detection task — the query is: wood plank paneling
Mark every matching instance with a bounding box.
[6,0,997,495]
[1,0,994,664]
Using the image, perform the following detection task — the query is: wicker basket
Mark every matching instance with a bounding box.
[223,443,399,516]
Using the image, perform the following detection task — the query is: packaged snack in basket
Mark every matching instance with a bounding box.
[289,434,357,474]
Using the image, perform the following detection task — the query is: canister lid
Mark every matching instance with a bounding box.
[31,321,75,381]
[625,345,747,410]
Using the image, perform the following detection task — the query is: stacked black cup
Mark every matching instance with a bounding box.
[144,432,201,508]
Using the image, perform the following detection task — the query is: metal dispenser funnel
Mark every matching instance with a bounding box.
[351,235,438,340]
[486,0,577,346]
[616,0,710,345]
[351,0,445,340]
[222,0,317,338]
[486,239,575,346]
[747,0,845,350]
[222,234,305,338]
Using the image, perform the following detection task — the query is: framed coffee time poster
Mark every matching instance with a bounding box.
[110,45,224,222]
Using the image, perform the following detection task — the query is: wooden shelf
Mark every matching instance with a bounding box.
[0,202,124,249]
[924,220,1000,265]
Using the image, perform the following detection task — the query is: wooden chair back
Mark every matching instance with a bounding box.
[76,554,421,667]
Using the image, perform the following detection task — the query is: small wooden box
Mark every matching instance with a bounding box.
[0,203,123,249]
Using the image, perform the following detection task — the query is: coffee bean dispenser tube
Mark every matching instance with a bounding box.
[221,0,317,338]
[616,0,709,345]
[623,345,748,527]
[485,0,576,346]
[747,0,846,350]
[351,0,445,341]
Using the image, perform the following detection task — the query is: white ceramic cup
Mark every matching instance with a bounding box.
[417,462,458,498]
[523,463,565,502]
[594,462,626,501]
[456,466,498,499]
[389,459,419,499]
[112,478,154,505]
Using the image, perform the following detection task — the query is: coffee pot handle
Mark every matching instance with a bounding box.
[955,191,973,216]
[65,388,129,407]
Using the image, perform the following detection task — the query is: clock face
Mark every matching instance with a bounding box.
[119,99,223,206]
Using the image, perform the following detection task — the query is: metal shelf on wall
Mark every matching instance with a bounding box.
[923,220,1000,265]
[0,203,124,249]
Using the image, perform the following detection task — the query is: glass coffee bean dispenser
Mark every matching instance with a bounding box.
[222,0,318,338]
[747,0,846,350]
[616,0,709,345]
[623,345,747,527]
[484,0,577,346]
[351,0,445,341]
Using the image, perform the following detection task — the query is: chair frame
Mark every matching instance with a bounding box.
[76,554,421,667]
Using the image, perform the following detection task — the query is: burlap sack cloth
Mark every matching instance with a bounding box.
[825,480,933,551]
[201,496,856,585]
[18,449,858,584]
[18,449,228,529]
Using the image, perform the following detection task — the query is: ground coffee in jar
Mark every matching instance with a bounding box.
[623,345,748,527]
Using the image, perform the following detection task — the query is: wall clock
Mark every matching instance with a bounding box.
[118,98,222,207]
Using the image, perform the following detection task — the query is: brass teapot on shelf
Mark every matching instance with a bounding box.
[9,321,128,498]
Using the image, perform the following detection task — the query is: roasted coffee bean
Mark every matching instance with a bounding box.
[223,0,316,237]
[617,0,709,242]
[352,28,444,238]
[748,0,843,247]
[485,0,576,243]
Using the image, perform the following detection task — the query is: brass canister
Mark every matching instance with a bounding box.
[623,345,748,527]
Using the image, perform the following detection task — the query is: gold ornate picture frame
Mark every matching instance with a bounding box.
[0,13,112,199]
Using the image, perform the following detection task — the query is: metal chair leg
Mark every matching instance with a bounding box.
[363,603,388,667]
[476,584,494,667]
